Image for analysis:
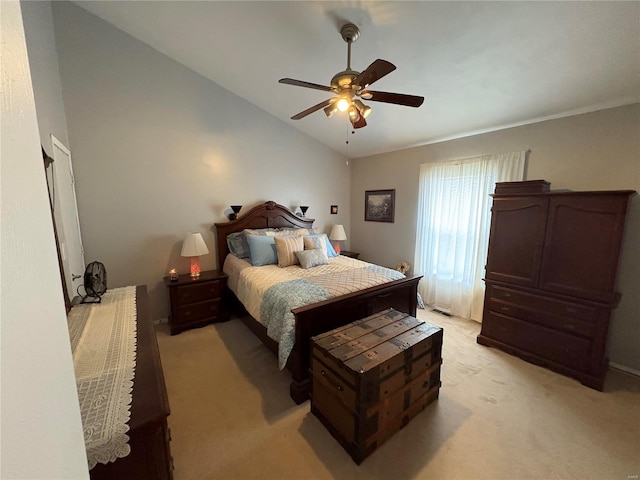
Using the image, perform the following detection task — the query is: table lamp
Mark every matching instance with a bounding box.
[329,224,347,254]
[181,233,209,278]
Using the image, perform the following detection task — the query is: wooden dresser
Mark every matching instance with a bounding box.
[90,285,173,480]
[477,181,635,390]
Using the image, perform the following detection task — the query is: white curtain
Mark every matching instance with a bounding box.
[413,151,526,321]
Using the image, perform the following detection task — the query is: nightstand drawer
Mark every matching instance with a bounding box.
[177,281,221,304]
[176,298,221,324]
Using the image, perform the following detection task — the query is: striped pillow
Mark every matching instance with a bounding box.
[274,236,304,267]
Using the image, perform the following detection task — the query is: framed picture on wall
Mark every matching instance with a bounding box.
[365,189,395,223]
[330,205,338,214]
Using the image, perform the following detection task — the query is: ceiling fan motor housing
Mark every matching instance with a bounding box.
[331,70,359,90]
[340,23,360,43]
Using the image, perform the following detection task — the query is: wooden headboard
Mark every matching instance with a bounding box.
[213,201,315,269]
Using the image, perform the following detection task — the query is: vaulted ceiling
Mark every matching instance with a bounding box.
[73,1,640,158]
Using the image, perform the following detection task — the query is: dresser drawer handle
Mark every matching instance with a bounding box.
[500,306,510,312]
[503,292,511,297]
[566,307,577,313]
[183,310,191,317]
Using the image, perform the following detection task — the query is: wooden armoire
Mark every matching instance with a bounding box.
[477,180,635,390]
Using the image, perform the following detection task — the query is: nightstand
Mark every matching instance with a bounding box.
[164,270,228,335]
[340,250,360,259]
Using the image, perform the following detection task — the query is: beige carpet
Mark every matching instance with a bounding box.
[155,310,640,480]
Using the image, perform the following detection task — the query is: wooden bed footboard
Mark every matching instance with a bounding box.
[225,275,422,404]
[289,275,421,403]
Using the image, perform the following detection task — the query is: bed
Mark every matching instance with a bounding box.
[214,201,422,404]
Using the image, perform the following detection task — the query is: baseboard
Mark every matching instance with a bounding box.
[153,317,168,325]
[609,362,640,377]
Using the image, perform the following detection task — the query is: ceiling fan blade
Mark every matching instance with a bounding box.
[279,78,333,92]
[291,98,334,120]
[351,115,367,129]
[353,59,396,88]
[362,90,424,107]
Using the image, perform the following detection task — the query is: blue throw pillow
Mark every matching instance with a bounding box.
[247,234,278,266]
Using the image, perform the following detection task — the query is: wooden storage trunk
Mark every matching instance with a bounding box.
[310,308,443,464]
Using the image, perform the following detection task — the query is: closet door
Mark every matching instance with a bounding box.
[51,135,86,300]
[485,196,548,287]
[539,193,631,303]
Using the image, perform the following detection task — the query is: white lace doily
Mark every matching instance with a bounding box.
[70,286,137,469]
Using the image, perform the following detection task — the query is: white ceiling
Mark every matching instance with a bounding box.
[72,1,640,158]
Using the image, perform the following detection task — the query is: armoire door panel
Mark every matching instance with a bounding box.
[539,195,630,302]
[485,197,548,286]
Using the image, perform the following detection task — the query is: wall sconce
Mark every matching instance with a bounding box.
[299,206,309,217]
[228,205,242,220]
[329,224,347,254]
[181,233,210,278]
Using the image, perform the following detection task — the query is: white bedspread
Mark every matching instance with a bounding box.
[224,255,405,368]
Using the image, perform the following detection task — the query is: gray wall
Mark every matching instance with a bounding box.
[22,0,70,151]
[2,1,87,477]
[351,104,640,371]
[51,1,350,320]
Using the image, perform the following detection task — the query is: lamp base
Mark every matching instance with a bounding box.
[190,257,201,278]
[333,242,341,254]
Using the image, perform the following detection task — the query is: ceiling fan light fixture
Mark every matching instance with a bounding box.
[348,105,360,122]
[324,104,337,118]
[354,99,372,118]
[337,97,350,112]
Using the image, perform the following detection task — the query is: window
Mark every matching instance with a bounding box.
[414,151,526,320]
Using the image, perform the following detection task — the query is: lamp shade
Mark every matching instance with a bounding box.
[181,233,209,257]
[329,225,347,241]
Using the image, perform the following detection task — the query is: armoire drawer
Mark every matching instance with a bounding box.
[490,285,597,321]
[483,312,592,372]
[487,298,596,338]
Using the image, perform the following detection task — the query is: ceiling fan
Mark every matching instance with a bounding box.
[279,23,424,129]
